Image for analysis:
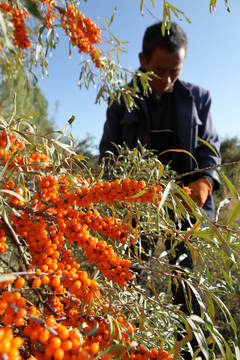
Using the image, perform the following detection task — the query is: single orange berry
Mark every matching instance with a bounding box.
[50,336,61,349]
[89,342,99,354]
[15,277,25,289]
[12,336,23,348]
[32,278,41,288]
[53,348,64,360]
[36,268,41,276]
[38,329,50,343]
[45,316,56,327]
[41,275,50,285]
[16,308,27,318]
[58,325,69,340]
[61,339,72,351]
[50,276,61,288]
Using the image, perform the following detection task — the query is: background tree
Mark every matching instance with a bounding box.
[0,56,53,134]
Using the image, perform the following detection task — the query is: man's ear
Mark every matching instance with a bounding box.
[139,52,147,69]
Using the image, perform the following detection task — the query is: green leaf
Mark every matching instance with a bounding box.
[97,344,126,358]
[140,0,144,15]
[108,6,117,26]
[0,189,25,203]
[10,129,36,147]
[155,158,164,180]
[159,181,171,209]
[0,12,15,50]
[0,152,19,181]
[197,137,220,163]
[217,170,239,199]
[21,0,43,19]
[84,322,99,336]
[208,223,234,269]
[159,148,199,169]
[187,317,209,359]
[127,189,146,199]
[68,115,75,125]
[0,274,16,282]
[227,199,240,226]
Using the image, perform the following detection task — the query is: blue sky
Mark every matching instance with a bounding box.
[38,0,240,154]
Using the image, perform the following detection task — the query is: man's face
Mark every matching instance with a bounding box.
[139,47,186,94]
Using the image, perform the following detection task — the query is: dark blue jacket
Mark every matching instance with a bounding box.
[99,79,221,220]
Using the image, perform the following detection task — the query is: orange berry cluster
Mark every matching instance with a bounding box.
[57,208,133,286]
[39,0,57,29]
[0,290,151,360]
[0,220,7,254]
[75,179,162,206]
[38,174,59,202]
[0,2,12,12]
[0,129,24,160]
[0,130,48,174]
[0,128,173,359]
[0,291,39,328]
[0,326,23,360]
[121,346,172,360]
[0,291,101,360]
[79,209,135,244]
[3,181,26,206]
[12,7,32,49]
[0,3,32,49]
[28,152,49,170]
[10,213,100,302]
[61,4,101,67]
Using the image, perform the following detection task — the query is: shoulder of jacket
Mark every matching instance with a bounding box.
[177,79,210,98]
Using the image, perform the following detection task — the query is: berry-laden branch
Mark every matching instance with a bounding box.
[0,0,102,67]
[0,127,173,359]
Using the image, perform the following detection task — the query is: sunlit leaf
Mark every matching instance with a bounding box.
[217,170,239,199]
[227,199,240,226]
[0,274,16,282]
[21,0,43,19]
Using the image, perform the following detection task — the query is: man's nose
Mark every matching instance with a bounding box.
[162,73,171,85]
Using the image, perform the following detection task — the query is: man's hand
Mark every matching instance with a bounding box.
[187,178,213,207]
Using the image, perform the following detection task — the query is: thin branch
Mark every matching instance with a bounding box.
[2,214,30,268]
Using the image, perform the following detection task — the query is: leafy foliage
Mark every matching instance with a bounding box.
[0,112,239,359]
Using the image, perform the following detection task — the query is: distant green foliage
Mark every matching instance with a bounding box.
[0,57,53,134]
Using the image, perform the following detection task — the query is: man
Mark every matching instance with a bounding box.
[99,22,221,359]
[100,21,220,220]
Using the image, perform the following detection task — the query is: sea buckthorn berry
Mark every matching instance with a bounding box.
[41,275,50,285]
[50,336,62,349]
[36,268,41,276]
[16,308,27,318]
[16,297,26,308]
[58,325,69,340]
[32,278,41,288]
[50,276,61,287]
[61,339,72,351]
[53,348,64,360]
[1,338,11,352]
[46,316,56,327]
[38,329,50,343]
[0,299,8,314]
[15,277,25,289]
[89,342,99,354]
[69,328,80,340]
[12,336,23,348]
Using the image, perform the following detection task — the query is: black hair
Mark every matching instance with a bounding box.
[142,22,188,61]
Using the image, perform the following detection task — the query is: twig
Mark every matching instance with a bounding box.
[2,214,30,268]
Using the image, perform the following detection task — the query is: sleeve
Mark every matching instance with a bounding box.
[194,89,221,190]
[99,99,125,163]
